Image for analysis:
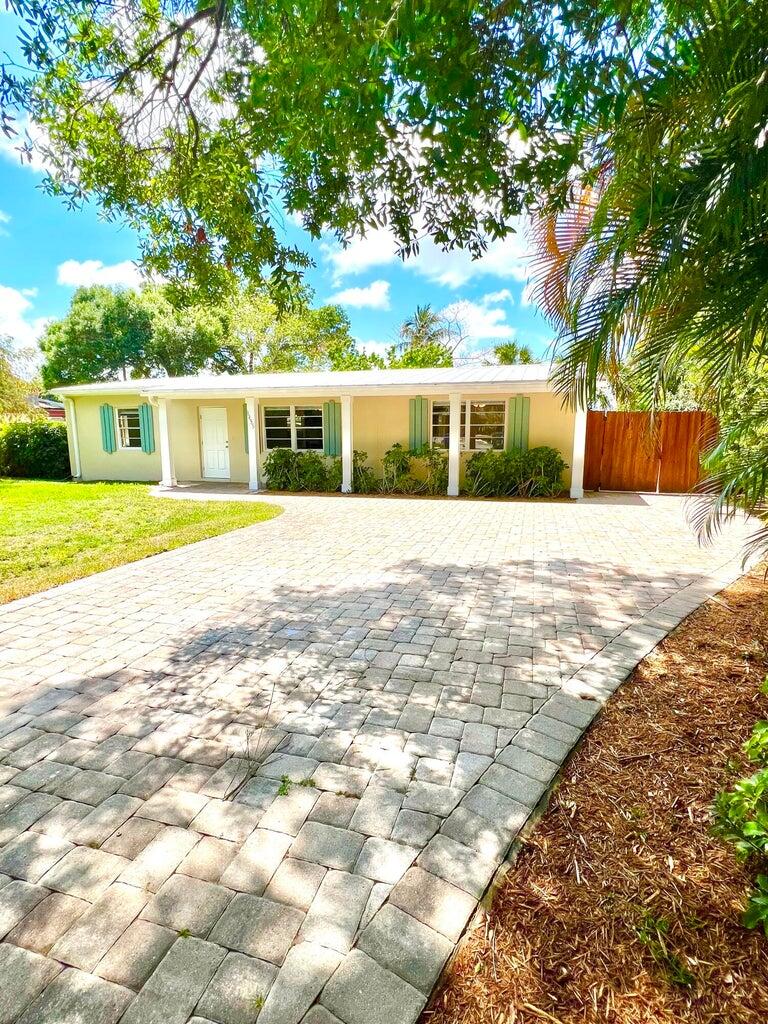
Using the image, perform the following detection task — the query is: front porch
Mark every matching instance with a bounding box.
[152,391,586,499]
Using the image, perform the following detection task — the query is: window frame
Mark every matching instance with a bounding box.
[430,398,507,452]
[115,407,143,452]
[262,403,325,453]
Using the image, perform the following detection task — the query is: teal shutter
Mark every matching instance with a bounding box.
[99,403,116,454]
[408,396,429,449]
[243,403,249,454]
[138,403,155,453]
[323,401,342,456]
[506,396,530,451]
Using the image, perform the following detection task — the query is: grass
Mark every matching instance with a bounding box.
[0,478,282,604]
[424,565,768,1024]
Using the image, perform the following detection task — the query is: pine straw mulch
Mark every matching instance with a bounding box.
[422,565,768,1024]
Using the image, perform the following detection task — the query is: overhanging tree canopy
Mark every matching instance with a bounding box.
[2,0,686,296]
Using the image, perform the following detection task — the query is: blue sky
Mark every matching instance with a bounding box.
[0,12,552,366]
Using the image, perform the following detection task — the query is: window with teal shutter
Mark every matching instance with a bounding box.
[99,403,116,453]
[408,396,429,450]
[506,396,530,451]
[138,403,155,453]
[323,401,341,456]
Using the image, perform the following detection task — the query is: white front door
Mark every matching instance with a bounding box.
[200,407,230,479]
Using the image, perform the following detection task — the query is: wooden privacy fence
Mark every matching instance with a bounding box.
[584,410,718,493]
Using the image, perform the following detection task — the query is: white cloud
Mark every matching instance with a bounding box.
[0,211,10,224]
[329,279,391,310]
[0,285,51,349]
[57,259,145,289]
[358,338,391,360]
[481,288,513,305]
[322,218,531,290]
[441,298,515,345]
[322,230,397,282]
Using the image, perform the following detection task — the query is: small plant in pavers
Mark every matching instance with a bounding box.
[253,995,265,1011]
[298,777,316,788]
[177,928,191,938]
[277,775,293,796]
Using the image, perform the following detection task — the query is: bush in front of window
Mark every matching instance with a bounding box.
[465,446,567,498]
[0,419,70,480]
[263,447,377,493]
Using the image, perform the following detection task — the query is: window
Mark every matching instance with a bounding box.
[468,401,505,450]
[264,405,324,451]
[295,407,323,450]
[431,402,466,450]
[264,407,292,449]
[431,400,506,451]
[116,408,141,449]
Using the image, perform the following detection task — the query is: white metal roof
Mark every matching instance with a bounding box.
[55,363,555,399]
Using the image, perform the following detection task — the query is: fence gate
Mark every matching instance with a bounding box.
[584,411,717,493]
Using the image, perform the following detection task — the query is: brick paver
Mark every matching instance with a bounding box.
[0,492,753,1023]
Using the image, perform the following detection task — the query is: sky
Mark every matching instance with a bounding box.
[0,12,553,367]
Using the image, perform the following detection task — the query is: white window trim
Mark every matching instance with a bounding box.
[262,403,324,453]
[430,398,507,452]
[115,406,143,452]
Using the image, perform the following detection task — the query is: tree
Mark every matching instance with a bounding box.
[492,342,534,365]
[387,306,459,368]
[40,286,153,388]
[0,338,38,414]
[0,0,666,296]
[529,1,768,547]
[139,287,235,377]
[223,286,381,372]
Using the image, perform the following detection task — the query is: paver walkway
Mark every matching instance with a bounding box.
[0,493,753,1024]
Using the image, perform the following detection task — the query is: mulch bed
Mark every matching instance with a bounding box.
[423,565,768,1024]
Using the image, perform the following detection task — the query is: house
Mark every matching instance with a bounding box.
[54,365,587,498]
[28,396,66,420]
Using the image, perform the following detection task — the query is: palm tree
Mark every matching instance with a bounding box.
[493,341,534,365]
[388,305,460,368]
[532,0,768,551]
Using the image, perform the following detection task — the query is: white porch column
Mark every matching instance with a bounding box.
[447,391,462,496]
[246,397,261,491]
[157,398,176,488]
[64,398,81,479]
[341,394,353,493]
[570,403,587,499]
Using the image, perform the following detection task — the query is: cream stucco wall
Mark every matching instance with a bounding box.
[69,393,161,482]
[70,390,576,489]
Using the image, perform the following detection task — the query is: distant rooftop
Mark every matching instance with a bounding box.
[55,363,555,398]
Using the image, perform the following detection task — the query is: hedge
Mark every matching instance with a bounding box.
[0,420,71,479]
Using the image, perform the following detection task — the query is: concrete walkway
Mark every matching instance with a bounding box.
[0,493,753,1024]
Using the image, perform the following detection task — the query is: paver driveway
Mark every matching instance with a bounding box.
[0,492,753,1024]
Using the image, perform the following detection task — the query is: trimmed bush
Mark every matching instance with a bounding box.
[0,419,70,480]
[465,446,567,498]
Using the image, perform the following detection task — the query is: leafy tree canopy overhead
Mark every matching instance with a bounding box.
[1,0,691,298]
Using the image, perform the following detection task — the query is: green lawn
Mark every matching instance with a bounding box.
[1,479,282,604]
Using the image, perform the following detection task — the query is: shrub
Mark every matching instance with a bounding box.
[262,448,374,493]
[713,684,768,937]
[0,419,70,479]
[381,442,413,493]
[410,443,449,495]
[465,446,567,498]
[352,450,377,493]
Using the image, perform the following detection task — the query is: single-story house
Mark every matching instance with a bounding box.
[54,365,587,498]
